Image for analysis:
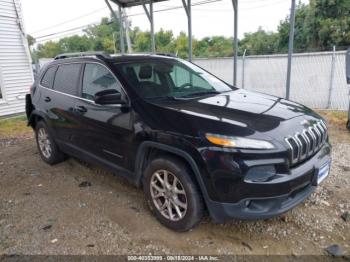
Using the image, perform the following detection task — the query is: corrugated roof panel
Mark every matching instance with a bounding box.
[109,0,169,7]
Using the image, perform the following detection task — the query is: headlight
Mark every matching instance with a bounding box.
[205,133,275,149]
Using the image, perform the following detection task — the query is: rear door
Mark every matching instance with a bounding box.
[46,63,83,144]
[35,65,57,113]
[74,63,134,169]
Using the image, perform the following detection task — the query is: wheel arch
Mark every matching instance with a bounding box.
[134,141,211,202]
[28,110,58,140]
[28,110,47,129]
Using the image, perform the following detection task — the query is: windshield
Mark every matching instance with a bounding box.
[114,59,232,99]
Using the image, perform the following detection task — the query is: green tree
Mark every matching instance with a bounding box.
[27,34,37,62]
[32,0,350,60]
[194,36,233,57]
[239,28,278,55]
[194,37,209,57]
[312,0,350,49]
[174,32,189,59]
[27,34,35,47]
[133,31,151,52]
[208,36,233,57]
[156,29,174,53]
[84,16,122,53]
[277,3,313,52]
[36,41,62,58]
[277,0,350,52]
[58,35,92,53]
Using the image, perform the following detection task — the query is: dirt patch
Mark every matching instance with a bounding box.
[317,110,350,143]
[0,113,349,256]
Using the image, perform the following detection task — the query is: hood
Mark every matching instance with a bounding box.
[136,89,322,139]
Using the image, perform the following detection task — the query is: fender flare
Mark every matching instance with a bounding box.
[28,110,57,139]
[134,141,211,201]
[28,109,48,127]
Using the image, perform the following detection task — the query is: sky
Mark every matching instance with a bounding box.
[21,0,309,44]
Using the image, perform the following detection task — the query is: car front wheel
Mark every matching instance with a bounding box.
[143,156,204,231]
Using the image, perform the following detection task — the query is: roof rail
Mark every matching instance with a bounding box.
[155,52,178,58]
[54,51,111,60]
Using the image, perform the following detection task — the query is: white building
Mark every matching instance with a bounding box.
[0,0,34,117]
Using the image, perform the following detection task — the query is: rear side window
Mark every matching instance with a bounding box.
[53,64,82,96]
[40,66,57,88]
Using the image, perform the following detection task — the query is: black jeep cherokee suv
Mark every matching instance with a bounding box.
[26,52,331,231]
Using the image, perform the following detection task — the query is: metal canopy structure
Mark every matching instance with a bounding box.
[105,0,295,95]
[105,0,239,83]
[110,0,167,8]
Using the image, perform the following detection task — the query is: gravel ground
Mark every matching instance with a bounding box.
[0,127,349,257]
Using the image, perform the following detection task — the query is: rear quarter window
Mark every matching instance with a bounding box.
[53,64,82,96]
[40,66,57,88]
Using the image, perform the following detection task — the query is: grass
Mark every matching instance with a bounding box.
[318,110,348,126]
[316,110,350,143]
[0,115,32,139]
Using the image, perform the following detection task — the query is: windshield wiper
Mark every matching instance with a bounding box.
[147,91,220,101]
[147,95,180,100]
[178,91,221,98]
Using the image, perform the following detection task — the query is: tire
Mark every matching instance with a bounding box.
[35,121,65,165]
[347,120,350,131]
[143,156,204,231]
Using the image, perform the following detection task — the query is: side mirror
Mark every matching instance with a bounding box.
[346,47,350,84]
[94,89,126,105]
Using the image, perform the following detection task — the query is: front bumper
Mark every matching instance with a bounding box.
[205,143,331,223]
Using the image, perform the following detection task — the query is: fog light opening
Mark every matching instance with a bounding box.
[245,165,277,183]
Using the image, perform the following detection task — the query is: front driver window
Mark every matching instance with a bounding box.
[82,64,120,100]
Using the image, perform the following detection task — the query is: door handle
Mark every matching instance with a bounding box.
[75,105,87,113]
[44,96,51,102]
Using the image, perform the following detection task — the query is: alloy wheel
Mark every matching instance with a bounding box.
[150,169,188,221]
[38,128,52,159]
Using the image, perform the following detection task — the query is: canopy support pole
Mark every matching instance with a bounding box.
[232,0,238,86]
[182,0,192,61]
[105,0,125,54]
[118,5,126,54]
[143,1,155,53]
[123,9,133,53]
[286,0,296,99]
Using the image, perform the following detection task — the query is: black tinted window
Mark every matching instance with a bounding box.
[115,60,231,99]
[53,64,82,96]
[40,66,57,88]
[82,63,120,100]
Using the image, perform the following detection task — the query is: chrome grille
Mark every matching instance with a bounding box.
[285,121,328,165]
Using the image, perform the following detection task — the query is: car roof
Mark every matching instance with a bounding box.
[49,54,178,66]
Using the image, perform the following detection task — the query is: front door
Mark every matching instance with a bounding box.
[73,63,134,170]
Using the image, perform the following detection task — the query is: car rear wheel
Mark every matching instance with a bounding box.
[143,156,204,231]
[35,121,65,165]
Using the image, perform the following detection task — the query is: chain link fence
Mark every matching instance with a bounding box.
[194,50,349,111]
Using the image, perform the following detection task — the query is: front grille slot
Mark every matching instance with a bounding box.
[285,120,328,165]
[304,131,314,153]
[296,133,307,156]
[286,137,299,159]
